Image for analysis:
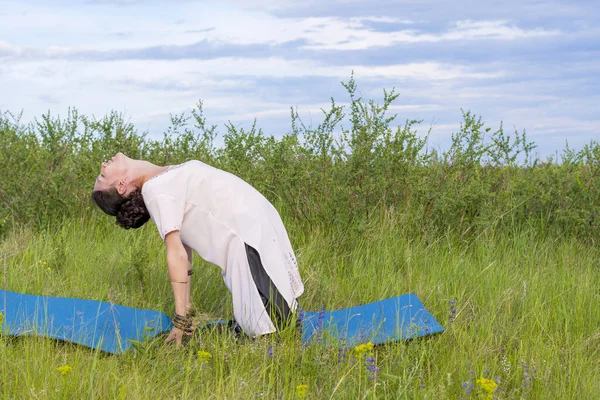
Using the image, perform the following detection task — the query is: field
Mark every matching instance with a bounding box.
[1,213,599,399]
[1,80,600,398]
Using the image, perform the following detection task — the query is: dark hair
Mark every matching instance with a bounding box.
[91,187,150,229]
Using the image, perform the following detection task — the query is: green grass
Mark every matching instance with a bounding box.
[1,213,599,399]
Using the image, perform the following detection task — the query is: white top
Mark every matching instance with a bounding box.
[141,160,304,306]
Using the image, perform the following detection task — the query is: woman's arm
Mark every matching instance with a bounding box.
[184,243,193,311]
[165,231,191,317]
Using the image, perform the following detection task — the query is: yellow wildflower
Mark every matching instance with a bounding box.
[197,350,212,364]
[57,365,72,376]
[42,261,47,265]
[353,342,374,356]
[47,267,51,271]
[477,378,497,399]
[295,384,308,398]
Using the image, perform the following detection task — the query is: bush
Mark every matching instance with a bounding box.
[1,76,598,242]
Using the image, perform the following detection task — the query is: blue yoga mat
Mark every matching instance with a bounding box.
[300,294,444,346]
[0,290,170,354]
[1,290,443,354]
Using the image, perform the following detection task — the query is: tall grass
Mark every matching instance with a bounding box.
[1,213,599,399]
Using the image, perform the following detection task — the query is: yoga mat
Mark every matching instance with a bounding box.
[299,294,445,346]
[0,290,170,354]
[1,290,443,354]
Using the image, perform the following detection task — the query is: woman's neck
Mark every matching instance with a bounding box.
[130,161,169,188]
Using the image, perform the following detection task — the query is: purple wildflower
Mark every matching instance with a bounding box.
[462,365,475,396]
[423,314,430,334]
[448,298,457,324]
[337,340,348,364]
[462,380,474,395]
[365,356,378,380]
[267,345,273,358]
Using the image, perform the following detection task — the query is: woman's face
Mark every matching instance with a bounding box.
[93,152,130,194]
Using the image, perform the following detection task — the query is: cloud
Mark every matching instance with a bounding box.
[1,0,598,158]
[97,58,503,83]
[351,16,415,24]
[0,2,561,60]
[0,40,18,57]
[299,19,560,50]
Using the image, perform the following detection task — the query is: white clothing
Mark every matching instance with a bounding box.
[141,160,304,336]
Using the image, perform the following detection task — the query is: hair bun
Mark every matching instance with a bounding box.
[115,189,150,229]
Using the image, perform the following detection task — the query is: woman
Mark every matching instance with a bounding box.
[92,152,304,345]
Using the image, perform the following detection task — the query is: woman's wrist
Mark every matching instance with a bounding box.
[171,313,193,333]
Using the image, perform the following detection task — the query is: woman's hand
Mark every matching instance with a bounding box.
[164,327,192,346]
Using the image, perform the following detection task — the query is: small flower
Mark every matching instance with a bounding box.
[337,343,348,364]
[267,345,273,358]
[365,356,378,380]
[353,342,374,357]
[57,365,72,376]
[448,298,457,324]
[462,374,475,397]
[501,354,511,374]
[295,384,308,398]
[47,267,51,271]
[423,314,430,334]
[197,350,212,364]
[477,377,498,399]
[42,261,47,265]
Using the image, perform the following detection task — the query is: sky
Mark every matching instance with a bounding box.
[1,0,598,158]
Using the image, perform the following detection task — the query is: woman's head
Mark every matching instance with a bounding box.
[92,152,150,229]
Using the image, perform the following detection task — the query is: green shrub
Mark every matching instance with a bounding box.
[1,75,598,242]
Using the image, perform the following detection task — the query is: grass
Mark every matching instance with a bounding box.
[1,212,599,399]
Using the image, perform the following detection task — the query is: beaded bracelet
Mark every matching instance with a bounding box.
[172,314,194,333]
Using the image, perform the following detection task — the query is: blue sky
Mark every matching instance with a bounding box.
[1,0,598,158]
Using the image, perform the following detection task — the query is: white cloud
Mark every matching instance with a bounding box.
[0,40,18,56]
[0,54,501,141]
[353,16,414,24]
[0,0,560,57]
[299,20,559,50]
[4,57,499,86]
[1,0,596,158]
